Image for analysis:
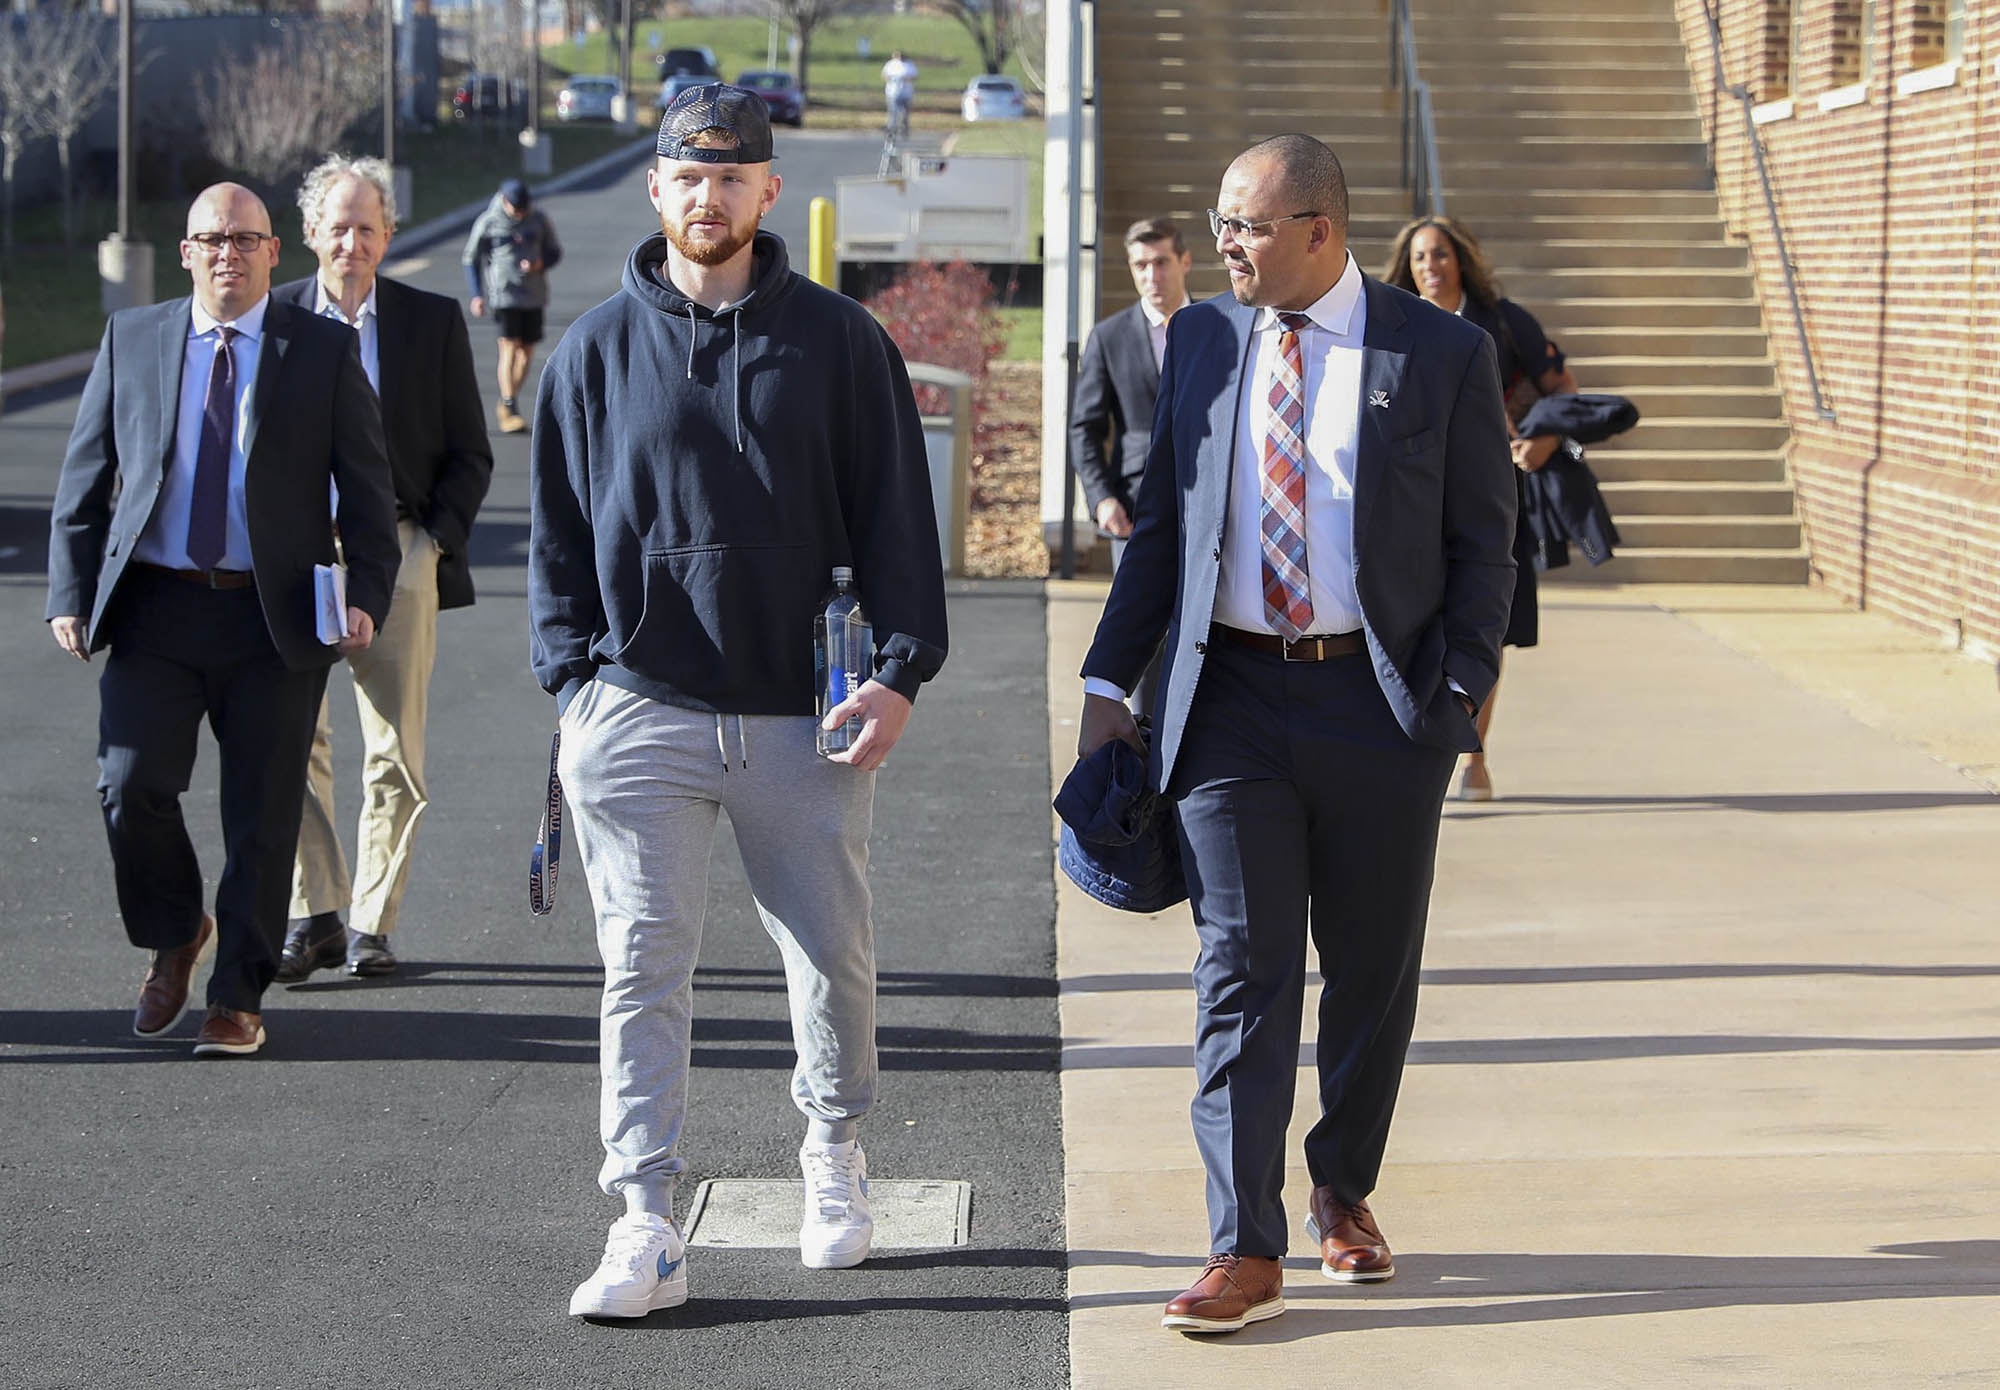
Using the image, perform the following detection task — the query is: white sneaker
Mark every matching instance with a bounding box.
[568,1213,688,1318]
[799,1139,873,1269]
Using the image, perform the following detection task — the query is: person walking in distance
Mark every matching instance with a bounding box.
[1070,215,1193,717]
[274,154,494,983]
[45,182,401,1058]
[880,49,918,137]
[462,177,561,435]
[1075,135,1516,1333]
[530,84,948,1318]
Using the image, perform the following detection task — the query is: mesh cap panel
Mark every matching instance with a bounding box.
[656,83,775,163]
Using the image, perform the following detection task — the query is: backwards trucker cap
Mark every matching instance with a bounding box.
[499,177,531,208]
[656,82,775,164]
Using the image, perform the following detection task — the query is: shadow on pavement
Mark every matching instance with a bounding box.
[1063,1031,2000,1069]
[1064,961,2000,994]
[1448,790,1997,818]
[582,1292,1070,1330]
[0,503,51,574]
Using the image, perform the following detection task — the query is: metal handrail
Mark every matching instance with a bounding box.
[1389,0,1444,217]
[1697,0,1834,421]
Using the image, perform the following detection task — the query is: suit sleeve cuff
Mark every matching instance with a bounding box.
[1083,676,1129,704]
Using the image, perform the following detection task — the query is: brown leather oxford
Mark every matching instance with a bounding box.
[132,914,215,1037]
[1160,1253,1285,1333]
[1305,1187,1395,1283]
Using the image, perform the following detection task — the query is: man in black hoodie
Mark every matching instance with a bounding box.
[530,84,948,1319]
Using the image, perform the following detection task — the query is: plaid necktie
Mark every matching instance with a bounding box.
[1258,310,1314,639]
[185,325,236,571]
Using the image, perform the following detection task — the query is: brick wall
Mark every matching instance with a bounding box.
[1675,0,1999,658]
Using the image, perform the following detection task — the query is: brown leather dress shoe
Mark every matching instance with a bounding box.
[1160,1254,1285,1333]
[192,1005,266,1057]
[132,914,215,1037]
[1305,1187,1395,1283]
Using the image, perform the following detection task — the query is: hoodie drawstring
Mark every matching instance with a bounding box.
[732,313,744,454]
[713,713,749,771]
[684,304,697,380]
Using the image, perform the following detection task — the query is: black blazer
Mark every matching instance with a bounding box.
[46,295,401,672]
[1081,277,1518,783]
[1068,302,1160,515]
[273,274,493,609]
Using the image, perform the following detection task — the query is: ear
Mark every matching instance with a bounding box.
[763,171,782,212]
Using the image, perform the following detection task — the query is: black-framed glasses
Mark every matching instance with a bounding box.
[1206,208,1318,241]
[186,231,275,254]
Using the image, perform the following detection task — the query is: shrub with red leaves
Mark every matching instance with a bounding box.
[865,261,1008,418]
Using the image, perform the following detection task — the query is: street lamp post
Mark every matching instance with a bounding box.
[97,0,152,313]
[521,0,551,174]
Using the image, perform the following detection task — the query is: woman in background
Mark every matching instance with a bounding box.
[1383,217,1578,801]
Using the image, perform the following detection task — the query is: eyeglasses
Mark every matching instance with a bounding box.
[186,231,275,254]
[1206,209,1318,242]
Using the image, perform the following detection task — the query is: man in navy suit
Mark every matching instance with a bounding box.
[46,182,401,1058]
[1076,135,1516,1333]
[273,154,493,984]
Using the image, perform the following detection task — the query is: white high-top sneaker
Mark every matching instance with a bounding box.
[568,1212,688,1318]
[799,1139,873,1269]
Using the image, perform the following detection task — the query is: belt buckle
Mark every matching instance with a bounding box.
[1282,636,1324,663]
[203,569,224,590]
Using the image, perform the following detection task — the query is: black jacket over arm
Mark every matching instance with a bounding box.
[1068,302,1160,515]
[273,274,494,608]
[46,295,401,670]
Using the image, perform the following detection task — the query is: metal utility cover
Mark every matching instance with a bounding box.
[684,1178,971,1249]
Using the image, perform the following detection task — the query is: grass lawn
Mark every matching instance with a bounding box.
[0,123,636,372]
[547,12,1035,127]
[995,305,1043,362]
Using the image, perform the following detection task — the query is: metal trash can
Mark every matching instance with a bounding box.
[905,362,973,577]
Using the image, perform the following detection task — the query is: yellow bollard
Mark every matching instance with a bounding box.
[808,196,836,289]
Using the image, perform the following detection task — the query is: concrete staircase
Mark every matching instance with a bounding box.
[1412,0,1806,582]
[1090,2,1415,318]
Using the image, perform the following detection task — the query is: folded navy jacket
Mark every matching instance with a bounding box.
[1053,730,1188,915]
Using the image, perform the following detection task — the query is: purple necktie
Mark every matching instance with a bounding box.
[1259,310,1314,640]
[186,325,237,571]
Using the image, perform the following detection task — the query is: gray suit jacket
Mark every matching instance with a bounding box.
[46,295,400,671]
[1068,302,1159,515]
[1081,277,1518,786]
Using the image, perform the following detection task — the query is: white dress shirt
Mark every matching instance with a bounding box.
[133,294,270,571]
[1085,255,1368,705]
[314,278,380,391]
[1138,293,1189,372]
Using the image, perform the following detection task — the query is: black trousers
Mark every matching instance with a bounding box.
[96,568,328,1012]
[1169,638,1455,1257]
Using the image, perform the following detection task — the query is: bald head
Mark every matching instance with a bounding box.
[1226,135,1348,235]
[180,181,281,322]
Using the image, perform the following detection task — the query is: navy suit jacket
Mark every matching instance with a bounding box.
[272,274,493,609]
[1081,276,1518,786]
[1068,302,1160,515]
[46,294,400,671]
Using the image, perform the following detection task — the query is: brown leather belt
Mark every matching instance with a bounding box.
[133,561,255,591]
[1212,624,1362,662]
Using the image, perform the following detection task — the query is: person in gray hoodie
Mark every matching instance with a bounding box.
[531,84,947,1320]
[460,176,561,434]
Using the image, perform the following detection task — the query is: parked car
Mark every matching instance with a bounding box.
[452,72,521,121]
[657,70,715,109]
[961,75,1028,122]
[557,75,621,122]
[735,69,805,127]
[656,45,719,81]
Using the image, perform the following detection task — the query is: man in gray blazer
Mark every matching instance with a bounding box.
[1075,136,1516,1333]
[46,183,400,1058]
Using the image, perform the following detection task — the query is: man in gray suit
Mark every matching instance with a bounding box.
[1075,135,1515,1333]
[46,182,400,1058]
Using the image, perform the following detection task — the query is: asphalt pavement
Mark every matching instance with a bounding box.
[0,132,1067,1390]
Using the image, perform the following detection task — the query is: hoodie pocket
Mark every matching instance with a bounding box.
[613,542,809,701]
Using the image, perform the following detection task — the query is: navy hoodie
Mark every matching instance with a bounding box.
[529,230,948,715]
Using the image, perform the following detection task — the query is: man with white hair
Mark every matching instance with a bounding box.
[274,154,494,984]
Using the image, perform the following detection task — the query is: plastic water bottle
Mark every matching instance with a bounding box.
[814,566,874,757]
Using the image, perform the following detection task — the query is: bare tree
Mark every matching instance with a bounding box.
[0,10,56,258]
[196,22,379,193]
[764,0,869,98]
[922,0,1014,77]
[30,10,118,249]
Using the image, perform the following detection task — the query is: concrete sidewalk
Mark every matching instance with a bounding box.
[1046,580,2000,1388]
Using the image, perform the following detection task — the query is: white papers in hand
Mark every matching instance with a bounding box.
[314,562,348,644]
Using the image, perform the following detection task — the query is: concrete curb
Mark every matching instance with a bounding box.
[0,134,654,400]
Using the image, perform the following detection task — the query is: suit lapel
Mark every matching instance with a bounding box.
[243,295,291,463]
[372,275,401,429]
[155,302,192,465]
[1352,277,1411,555]
[1198,298,1257,549]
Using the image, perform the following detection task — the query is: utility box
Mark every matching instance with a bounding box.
[835,154,1032,298]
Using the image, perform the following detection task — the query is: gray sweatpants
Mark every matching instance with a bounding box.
[557,679,878,1218]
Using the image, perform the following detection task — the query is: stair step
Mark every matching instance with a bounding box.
[1595,417,1792,451]
[1565,355,1776,388]
[1446,190,1725,219]
[1554,325,1771,356]
[1447,162,1718,191]
[1482,239,1749,269]
[1522,297,1764,328]
[1610,385,1784,420]
[1505,268,1757,301]
[1539,548,1812,584]
[1600,481,1799,515]
[1612,515,1803,548]
[1433,85,1696,113]
[1437,137,1711,168]
[1586,450,1790,483]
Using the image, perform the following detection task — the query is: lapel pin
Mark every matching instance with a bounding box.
[1368,390,1390,409]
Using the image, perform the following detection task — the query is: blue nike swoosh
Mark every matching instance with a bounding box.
[658,1253,683,1278]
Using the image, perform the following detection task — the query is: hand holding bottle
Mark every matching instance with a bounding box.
[820,680,913,772]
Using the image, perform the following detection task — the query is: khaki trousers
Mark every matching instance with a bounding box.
[290,520,440,936]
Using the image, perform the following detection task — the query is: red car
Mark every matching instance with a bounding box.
[735,69,806,127]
